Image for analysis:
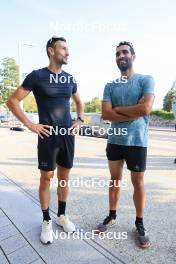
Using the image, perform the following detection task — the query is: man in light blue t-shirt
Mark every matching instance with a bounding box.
[97,41,155,248]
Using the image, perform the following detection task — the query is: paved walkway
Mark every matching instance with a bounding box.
[0,172,131,264]
[0,128,176,264]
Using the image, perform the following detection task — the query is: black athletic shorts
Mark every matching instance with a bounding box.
[38,134,75,171]
[106,143,147,172]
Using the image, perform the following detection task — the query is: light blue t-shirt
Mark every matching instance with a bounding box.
[102,74,155,147]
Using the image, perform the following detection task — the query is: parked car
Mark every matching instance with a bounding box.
[79,124,93,137]
[0,115,11,122]
[78,116,110,139]
[10,126,25,131]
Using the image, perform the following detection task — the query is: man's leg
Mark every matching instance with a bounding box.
[57,165,70,215]
[97,159,124,232]
[56,165,76,232]
[39,170,54,212]
[39,170,54,244]
[108,160,124,211]
[131,171,150,248]
[131,171,145,218]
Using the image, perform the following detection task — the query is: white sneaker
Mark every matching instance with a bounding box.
[57,215,76,233]
[40,220,53,244]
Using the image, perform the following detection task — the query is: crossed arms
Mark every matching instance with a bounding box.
[102,94,155,122]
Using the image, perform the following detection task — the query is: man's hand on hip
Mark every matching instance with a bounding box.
[70,120,82,135]
[27,123,51,139]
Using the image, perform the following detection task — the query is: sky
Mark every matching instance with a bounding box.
[0,0,176,108]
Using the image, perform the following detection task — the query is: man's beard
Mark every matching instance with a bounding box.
[61,58,68,65]
[117,58,132,71]
[55,58,68,66]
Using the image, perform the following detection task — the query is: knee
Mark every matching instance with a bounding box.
[57,178,69,188]
[110,178,121,188]
[40,171,54,185]
[132,179,144,191]
[57,173,69,183]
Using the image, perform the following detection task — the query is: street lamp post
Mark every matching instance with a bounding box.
[172,101,176,131]
[171,101,176,163]
[18,41,36,110]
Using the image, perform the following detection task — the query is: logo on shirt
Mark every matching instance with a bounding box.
[134,165,140,171]
[40,161,48,167]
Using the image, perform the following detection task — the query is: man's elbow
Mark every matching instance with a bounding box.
[102,111,110,120]
[6,98,12,110]
[7,97,15,111]
[142,105,152,115]
[75,100,83,107]
[101,114,106,120]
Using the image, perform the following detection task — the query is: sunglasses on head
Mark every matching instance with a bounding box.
[49,36,60,44]
[117,41,134,48]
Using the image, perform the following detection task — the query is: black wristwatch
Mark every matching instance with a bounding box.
[77,116,84,122]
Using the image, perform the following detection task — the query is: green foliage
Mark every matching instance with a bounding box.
[71,97,101,113]
[70,101,76,112]
[163,80,176,111]
[151,109,175,120]
[0,57,19,106]
[24,95,37,112]
[84,97,101,113]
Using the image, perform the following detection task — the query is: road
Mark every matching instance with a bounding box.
[0,128,176,264]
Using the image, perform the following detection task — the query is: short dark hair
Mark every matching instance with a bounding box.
[116,41,135,55]
[46,36,66,58]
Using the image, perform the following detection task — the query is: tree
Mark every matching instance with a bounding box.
[163,80,176,111]
[0,57,19,106]
[24,95,37,112]
[71,97,101,113]
[84,97,101,113]
[70,101,76,112]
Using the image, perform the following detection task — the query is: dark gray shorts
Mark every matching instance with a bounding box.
[38,134,75,171]
[106,143,147,172]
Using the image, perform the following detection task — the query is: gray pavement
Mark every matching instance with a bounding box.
[0,127,176,264]
[0,172,130,264]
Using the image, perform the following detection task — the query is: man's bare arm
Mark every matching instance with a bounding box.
[113,94,155,118]
[102,101,136,122]
[71,92,84,119]
[7,86,50,138]
[70,92,84,133]
[7,86,33,127]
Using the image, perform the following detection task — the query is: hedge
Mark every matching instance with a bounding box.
[150,109,175,120]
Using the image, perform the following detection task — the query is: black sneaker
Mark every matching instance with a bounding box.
[135,222,150,248]
[96,216,116,233]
